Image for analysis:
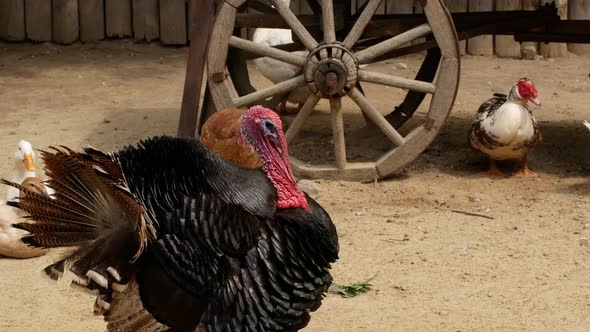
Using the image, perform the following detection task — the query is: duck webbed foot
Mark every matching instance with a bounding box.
[514,155,539,177]
[487,159,506,178]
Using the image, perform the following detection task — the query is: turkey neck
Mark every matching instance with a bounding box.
[259,140,308,212]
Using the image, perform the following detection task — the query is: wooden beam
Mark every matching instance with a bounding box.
[178,0,216,137]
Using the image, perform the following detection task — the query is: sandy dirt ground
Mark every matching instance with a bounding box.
[0,41,589,331]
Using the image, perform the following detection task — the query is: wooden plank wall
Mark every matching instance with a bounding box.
[80,0,105,42]
[25,0,52,42]
[0,0,577,59]
[0,0,25,41]
[53,0,79,44]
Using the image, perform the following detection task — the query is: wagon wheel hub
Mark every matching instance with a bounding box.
[304,43,358,98]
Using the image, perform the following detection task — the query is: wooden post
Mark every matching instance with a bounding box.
[160,0,187,45]
[495,0,522,57]
[443,0,467,55]
[105,0,132,38]
[568,0,590,54]
[25,0,52,42]
[539,0,567,57]
[178,0,216,137]
[521,0,539,59]
[133,0,159,41]
[53,0,79,44]
[467,0,493,56]
[79,0,105,42]
[0,0,25,41]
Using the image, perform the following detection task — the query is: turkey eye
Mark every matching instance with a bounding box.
[263,120,276,134]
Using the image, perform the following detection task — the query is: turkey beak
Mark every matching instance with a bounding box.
[530,96,541,106]
[23,153,36,171]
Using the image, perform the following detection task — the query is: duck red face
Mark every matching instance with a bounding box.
[517,78,541,106]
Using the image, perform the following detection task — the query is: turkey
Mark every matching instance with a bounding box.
[468,78,542,177]
[2,105,338,331]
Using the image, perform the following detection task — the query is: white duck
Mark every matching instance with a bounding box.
[6,140,37,202]
[0,177,49,258]
[469,78,542,177]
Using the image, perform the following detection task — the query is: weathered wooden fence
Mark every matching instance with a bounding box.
[0,0,588,57]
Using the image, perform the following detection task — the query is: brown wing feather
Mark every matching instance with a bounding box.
[469,96,507,151]
[476,95,506,116]
[23,232,96,248]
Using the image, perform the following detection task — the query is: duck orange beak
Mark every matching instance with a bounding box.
[23,153,36,171]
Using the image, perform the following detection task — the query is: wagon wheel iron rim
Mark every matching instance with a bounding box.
[207,0,460,181]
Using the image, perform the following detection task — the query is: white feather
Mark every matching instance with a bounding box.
[583,121,590,132]
[476,102,537,160]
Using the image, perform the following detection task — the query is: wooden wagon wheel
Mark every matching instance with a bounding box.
[207,0,460,181]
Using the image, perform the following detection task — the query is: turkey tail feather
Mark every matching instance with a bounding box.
[0,146,146,284]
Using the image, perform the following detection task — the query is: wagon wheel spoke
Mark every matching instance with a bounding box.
[321,0,336,43]
[343,0,384,49]
[233,75,306,108]
[347,87,405,146]
[285,94,321,144]
[358,70,436,94]
[229,36,306,67]
[270,0,318,50]
[329,97,346,169]
[354,23,432,64]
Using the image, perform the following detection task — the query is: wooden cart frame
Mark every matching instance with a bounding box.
[177,0,590,182]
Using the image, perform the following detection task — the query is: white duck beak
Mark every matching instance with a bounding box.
[23,153,36,172]
[529,96,541,106]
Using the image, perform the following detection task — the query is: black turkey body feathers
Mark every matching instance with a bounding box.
[2,135,338,331]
